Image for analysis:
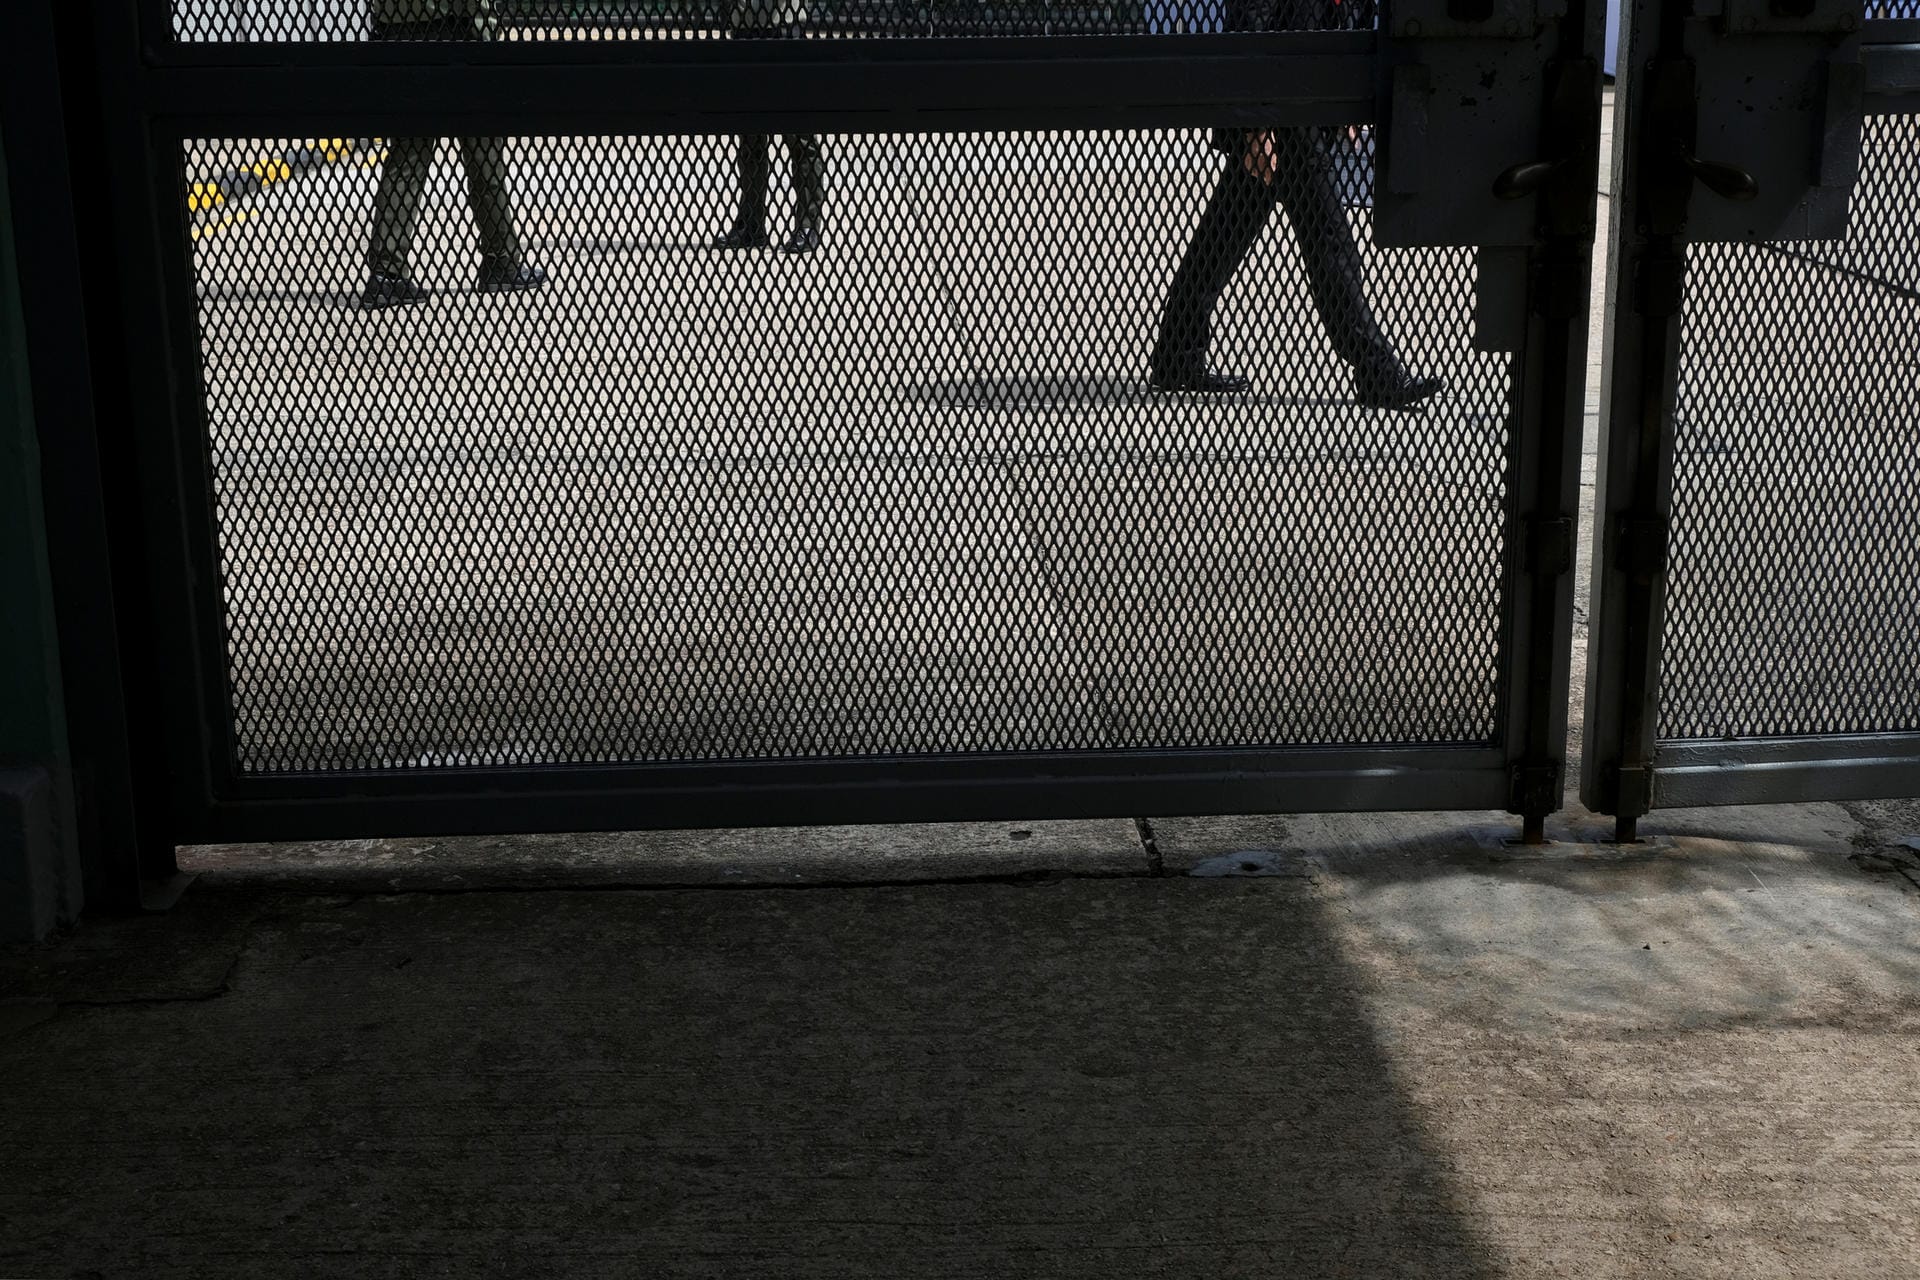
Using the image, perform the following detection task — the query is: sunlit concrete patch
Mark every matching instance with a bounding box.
[1151,802,1920,1034]
[1153,798,1920,1277]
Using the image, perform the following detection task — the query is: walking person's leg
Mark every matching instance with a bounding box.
[457,134,547,293]
[1269,127,1440,409]
[1150,159,1275,392]
[715,134,774,248]
[363,136,438,308]
[781,134,824,254]
[713,23,783,250]
[361,17,445,308]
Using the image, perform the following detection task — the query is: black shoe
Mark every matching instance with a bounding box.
[362,270,427,310]
[476,257,548,294]
[779,219,821,254]
[1354,358,1443,411]
[785,135,824,255]
[713,223,771,250]
[1149,364,1250,394]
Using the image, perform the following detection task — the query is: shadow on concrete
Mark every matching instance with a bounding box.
[193,287,367,308]
[901,374,1366,411]
[1,878,1504,1278]
[562,237,743,257]
[176,820,1154,892]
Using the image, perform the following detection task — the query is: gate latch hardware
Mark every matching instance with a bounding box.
[1674,142,1759,203]
[1665,0,1865,242]
[1374,0,1575,247]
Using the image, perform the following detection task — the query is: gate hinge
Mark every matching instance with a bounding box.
[1613,513,1670,584]
[1633,249,1686,318]
[1508,760,1564,816]
[1531,249,1588,319]
[1522,515,1575,576]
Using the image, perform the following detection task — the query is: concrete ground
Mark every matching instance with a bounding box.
[7,96,1920,1278]
[5,802,1920,1278]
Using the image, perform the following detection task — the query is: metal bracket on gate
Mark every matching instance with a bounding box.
[1669,0,1865,241]
[1508,759,1564,828]
[1706,0,1860,38]
[1613,513,1669,586]
[1610,763,1655,819]
[1373,0,1569,246]
[1387,0,1564,39]
[1465,57,1597,346]
[1522,515,1575,576]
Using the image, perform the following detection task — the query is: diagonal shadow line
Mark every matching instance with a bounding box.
[900,142,1163,868]
[1753,242,1920,303]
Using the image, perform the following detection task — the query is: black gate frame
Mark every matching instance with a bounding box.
[5,0,1601,892]
[1583,0,1920,839]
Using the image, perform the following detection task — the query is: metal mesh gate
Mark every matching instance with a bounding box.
[16,0,1597,843]
[186,129,1512,774]
[1663,112,1920,742]
[165,1,1375,41]
[1584,0,1920,826]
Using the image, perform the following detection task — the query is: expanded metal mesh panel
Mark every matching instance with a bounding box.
[167,0,1367,41]
[1661,112,1920,741]
[185,129,1513,773]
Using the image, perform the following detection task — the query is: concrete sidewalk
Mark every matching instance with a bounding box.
[5,798,1920,1277]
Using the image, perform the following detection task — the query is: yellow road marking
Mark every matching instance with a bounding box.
[190,208,258,242]
[249,157,293,185]
[186,138,383,240]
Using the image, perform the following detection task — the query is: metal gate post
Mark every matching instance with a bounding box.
[0,0,179,910]
[1581,0,1684,843]
[1506,50,1603,845]
[0,135,86,940]
[1378,0,1605,844]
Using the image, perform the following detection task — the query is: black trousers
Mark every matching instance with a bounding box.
[366,18,523,275]
[727,26,823,223]
[1153,129,1390,375]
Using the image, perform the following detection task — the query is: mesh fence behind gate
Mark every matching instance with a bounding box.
[184,128,1512,773]
[167,0,1373,41]
[1662,112,1920,741]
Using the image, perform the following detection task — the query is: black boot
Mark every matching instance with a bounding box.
[362,266,427,310]
[781,134,824,254]
[715,134,772,249]
[1353,351,1443,411]
[476,254,548,294]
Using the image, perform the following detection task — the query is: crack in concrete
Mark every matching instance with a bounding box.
[0,940,247,1037]
[1134,817,1167,877]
